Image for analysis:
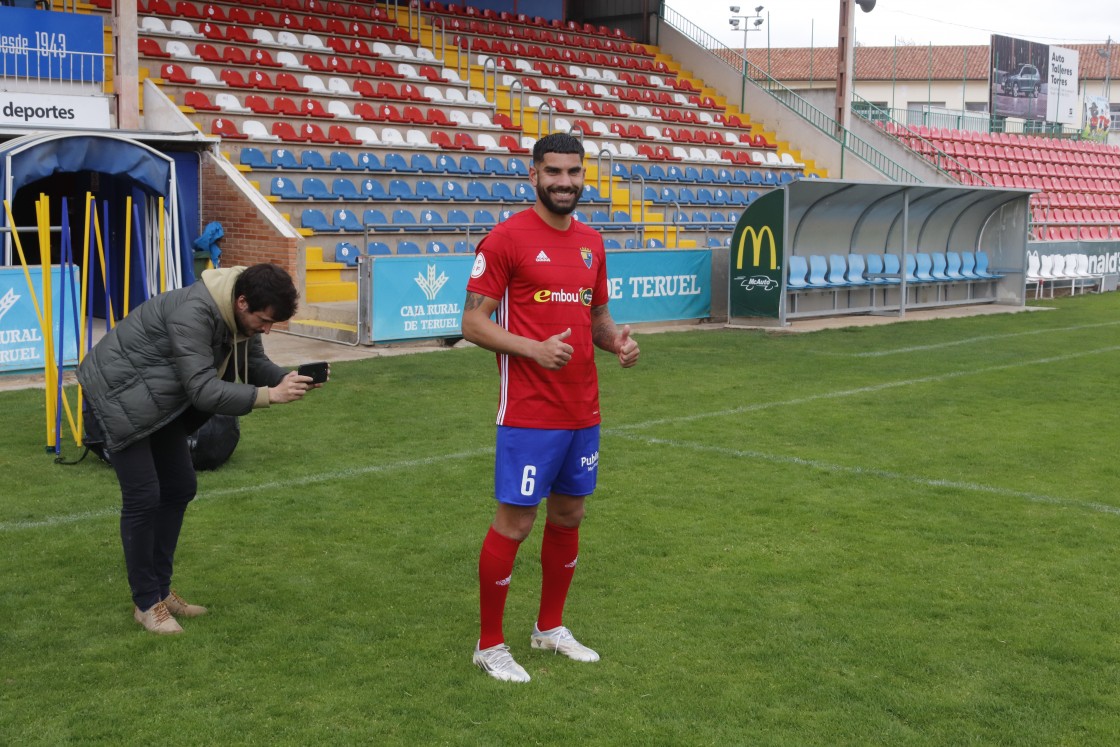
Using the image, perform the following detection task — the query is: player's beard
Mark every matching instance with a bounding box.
[537,184,581,216]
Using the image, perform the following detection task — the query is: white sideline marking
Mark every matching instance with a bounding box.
[615,434,1120,517]
[7,345,1120,533]
[821,321,1120,358]
[0,448,493,533]
[609,344,1120,432]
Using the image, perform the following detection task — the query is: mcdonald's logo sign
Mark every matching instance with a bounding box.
[735,225,778,271]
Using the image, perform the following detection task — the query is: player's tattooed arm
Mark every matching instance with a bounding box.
[464,291,488,312]
[590,304,620,353]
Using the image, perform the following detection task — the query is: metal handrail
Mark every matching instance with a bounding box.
[659,5,921,184]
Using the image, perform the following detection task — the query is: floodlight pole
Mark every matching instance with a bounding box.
[834,0,856,137]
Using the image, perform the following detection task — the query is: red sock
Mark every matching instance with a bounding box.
[537,520,580,632]
[478,526,522,650]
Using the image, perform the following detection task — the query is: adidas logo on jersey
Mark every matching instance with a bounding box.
[536,251,551,263]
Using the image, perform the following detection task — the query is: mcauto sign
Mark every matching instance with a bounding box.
[729,189,785,319]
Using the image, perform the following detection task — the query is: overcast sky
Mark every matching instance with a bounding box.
[682,1,1119,50]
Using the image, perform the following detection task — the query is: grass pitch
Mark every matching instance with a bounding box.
[3,293,1120,745]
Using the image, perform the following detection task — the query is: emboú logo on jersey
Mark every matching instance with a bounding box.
[532,287,593,305]
[580,247,593,269]
[470,252,487,279]
[536,250,551,263]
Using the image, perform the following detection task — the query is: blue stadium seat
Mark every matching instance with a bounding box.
[882,253,902,282]
[806,255,834,288]
[696,187,716,205]
[396,240,421,255]
[710,189,730,206]
[491,183,516,202]
[826,254,850,285]
[388,179,415,200]
[270,176,301,200]
[972,251,1003,279]
[779,172,796,184]
[749,170,765,185]
[357,152,385,172]
[453,240,476,253]
[913,253,936,283]
[731,169,751,185]
[611,210,634,227]
[506,158,528,177]
[330,151,363,171]
[958,251,981,279]
[863,253,893,284]
[581,185,610,204]
[300,208,336,232]
[603,238,622,249]
[411,154,437,173]
[473,209,496,225]
[647,164,667,181]
[367,241,392,256]
[645,238,665,248]
[301,177,334,200]
[446,209,470,227]
[362,209,388,228]
[763,171,780,186]
[385,153,412,173]
[361,179,389,200]
[416,180,448,201]
[482,156,508,175]
[271,148,300,169]
[332,209,363,232]
[677,187,696,205]
[335,241,361,266]
[240,147,269,168]
[301,151,329,170]
[945,252,967,280]
[513,183,534,202]
[442,181,469,201]
[468,182,496,201]
[391,208,424,232]
[459,155,483,175]
[629,163,650,181]
[419,209,444,228]
[786,255,810,289]
[612,162,630,179]
[436,154,463,174]
[930,252,951,281]
[425,240,449,254]
[573,210,588,224]
[690,210,709,227]
[497,208,514,222]
[699,167,718,183]
[624,238,640,249]
[665,165,685,182]
[331,178,360,200]
[845,253,871,286]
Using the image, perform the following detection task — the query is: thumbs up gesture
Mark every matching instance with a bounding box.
[535,327,574,370]
[616,325,640,368]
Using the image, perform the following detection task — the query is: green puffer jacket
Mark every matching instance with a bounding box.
[77,267,288,453]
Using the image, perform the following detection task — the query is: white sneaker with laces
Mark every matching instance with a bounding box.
[473,642,531,683]
[530,625,600,662]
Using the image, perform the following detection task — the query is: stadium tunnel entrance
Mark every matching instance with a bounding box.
[0,132,198,322]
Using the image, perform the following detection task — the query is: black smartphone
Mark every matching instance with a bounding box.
[297,361,329,384]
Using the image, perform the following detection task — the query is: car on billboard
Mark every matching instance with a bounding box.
[1000,64,1042,97]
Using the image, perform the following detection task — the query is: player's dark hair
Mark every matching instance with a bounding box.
[533,132,585,164]
[234,263,299,321]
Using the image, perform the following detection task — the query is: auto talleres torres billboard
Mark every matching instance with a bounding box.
[989,33,1079,125]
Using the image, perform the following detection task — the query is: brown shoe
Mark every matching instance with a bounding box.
[134,601,183,634]
[162,590,208,618]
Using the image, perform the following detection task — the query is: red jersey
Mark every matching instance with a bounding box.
[467,208,610,429]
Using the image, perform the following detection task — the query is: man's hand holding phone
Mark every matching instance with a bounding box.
[297,361,330,387]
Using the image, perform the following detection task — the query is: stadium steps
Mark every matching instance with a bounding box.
[289,302,359,344]
[305,245,357,303]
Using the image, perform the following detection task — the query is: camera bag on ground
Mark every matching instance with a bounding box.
[186,414,240,470]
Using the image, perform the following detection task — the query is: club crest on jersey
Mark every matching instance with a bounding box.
[580,247,593,269]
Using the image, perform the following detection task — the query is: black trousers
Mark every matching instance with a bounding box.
[111,411,208,610]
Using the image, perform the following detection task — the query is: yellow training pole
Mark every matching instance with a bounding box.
[123,195,132,315]
[37,196,56,450]
[158,196,167,294]
[76,193,93,440]
[90,201,116,329]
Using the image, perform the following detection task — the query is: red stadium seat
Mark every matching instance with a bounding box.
[161,64,196,84]
[272,96,302,117]
[275,72,309,93]
[353,102,383,122]
[499,134,530,154]
[220,69,251,88]
[183,90,220,110]
[250,48,282,67]
[272,121,308,142]
[222,46,249,66]
[139,38,170,58]
[245,94,276,115]
[430,130,459,150]
[211,118,249,139]
[301,98,332,118]
[248,70,281,90]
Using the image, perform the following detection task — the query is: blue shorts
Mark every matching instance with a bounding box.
[494,425,600,506]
